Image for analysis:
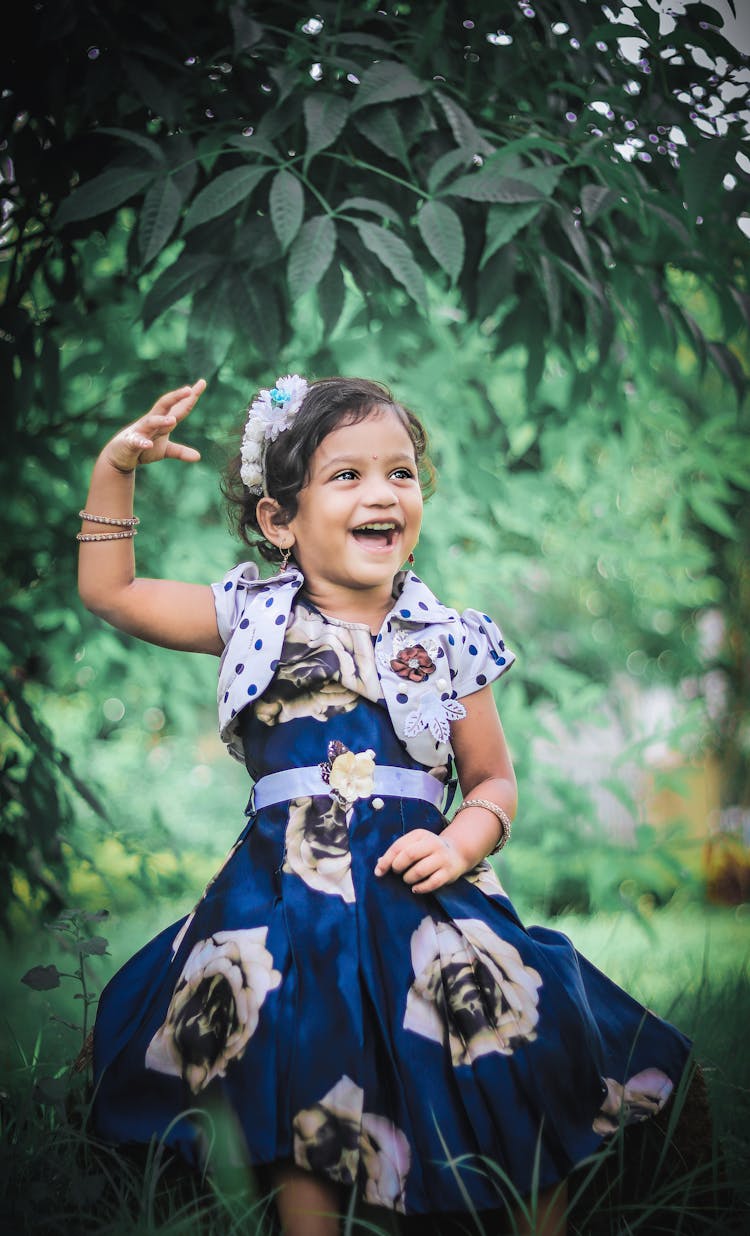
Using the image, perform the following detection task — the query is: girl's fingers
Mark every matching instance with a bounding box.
[153,379,206,420]
[164,441,201,462]
[403,855,443,886]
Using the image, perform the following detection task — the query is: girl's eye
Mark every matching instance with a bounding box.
[391,467,415,480]
[333,469,357,481]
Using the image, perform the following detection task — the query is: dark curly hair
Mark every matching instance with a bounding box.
[222,376,435,563]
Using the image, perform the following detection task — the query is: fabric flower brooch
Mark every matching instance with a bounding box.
[320,740,376,809]
[390,643,436,683]
[381,631,466,745]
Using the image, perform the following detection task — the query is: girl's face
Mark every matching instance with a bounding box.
[285,407,423,600]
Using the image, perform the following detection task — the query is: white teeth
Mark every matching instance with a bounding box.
[354,522,398,531]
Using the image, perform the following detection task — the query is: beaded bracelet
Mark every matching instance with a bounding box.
[454,797,512,854]
[76,530,137,542]
[79,510,140,527]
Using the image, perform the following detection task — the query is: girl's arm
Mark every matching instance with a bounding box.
[374,685,517,892]
[78,381,223,655]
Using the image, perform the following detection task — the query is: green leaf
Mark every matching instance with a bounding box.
[350,61,428,112]
[355,107,411,169]
[426,148,472,194]
[435,92,494,156]
[444,171,545,204]
[538,253,561,337]
[138,175,183,265]
[98,127,166,163]
[182,165,271,233]
[337,196,402,227]
[317,260,346,337]
[688,488,738,539]
[78,935,109,956]
[55,167,154,226]
[226,133,279,161]
[480,202,542,269]
[303,93,349,168]
[353,220,428,312]
[415,200,465,282]
[287,215,337,298]
[143,252,222,328]
[706,342,746,404]
[187,271,235,377]
[581,184,618,225]
[226,269,281,359]
[229,4,263,51]
[21,964,61,991]
[269,169,304,251]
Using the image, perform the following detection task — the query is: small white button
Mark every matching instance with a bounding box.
[372,797,384,810]
[436,677,448,689]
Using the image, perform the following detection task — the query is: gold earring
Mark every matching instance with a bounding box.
[278,544,292,572]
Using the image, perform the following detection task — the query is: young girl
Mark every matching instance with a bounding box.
[80,376,692,1236]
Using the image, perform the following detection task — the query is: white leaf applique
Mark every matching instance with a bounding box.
[403,688,466,744]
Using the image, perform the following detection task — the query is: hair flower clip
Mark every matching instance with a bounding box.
[240,373,308,494]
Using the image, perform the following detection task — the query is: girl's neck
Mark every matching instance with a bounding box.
[300,579,398,634]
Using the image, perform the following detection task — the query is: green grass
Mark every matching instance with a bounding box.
[2,904,748,1234]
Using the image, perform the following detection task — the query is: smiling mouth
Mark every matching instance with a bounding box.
[351,521,401,549]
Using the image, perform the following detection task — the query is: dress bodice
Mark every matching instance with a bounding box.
[239,599,449,783]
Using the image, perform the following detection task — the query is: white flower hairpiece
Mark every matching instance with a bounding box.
[240,373,309,494]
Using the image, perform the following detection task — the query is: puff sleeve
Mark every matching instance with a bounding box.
[453,608,515,699]
[210,561,259,646]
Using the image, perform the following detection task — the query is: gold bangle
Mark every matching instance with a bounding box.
[454,797,512,854]
[76,530,137,542]
[78,510,140,527]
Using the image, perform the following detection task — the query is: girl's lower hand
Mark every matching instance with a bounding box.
[374,828,467,894]
[104,380,206,473]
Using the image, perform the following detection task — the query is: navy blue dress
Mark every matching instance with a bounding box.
[93,599,691,1215]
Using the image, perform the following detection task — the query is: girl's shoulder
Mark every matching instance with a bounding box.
[211,561,304,645]
[384,571,515,693]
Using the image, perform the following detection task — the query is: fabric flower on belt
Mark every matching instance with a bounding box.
[320,740,376,808]
[390,643,436,683]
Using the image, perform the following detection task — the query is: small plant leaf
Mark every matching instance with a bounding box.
[230,4,263,52]
[34,1076,68,1104]
[337,196,402,227]
[98,127,166,163]
[287,214,337,298]
[78,935,109,955]
[355,108,411,169]
[269,169,304,251]
[350,61,428,112]
[138,175,183,265]
[183,165,271,233]
[55,167,154,226]
[416,199,465,282]
[303,93,349,167]
[21,964,62,990]
[143,252,222,328]
[445,170,545,203]
[353,220,428,312]
[481,202,542,269]
[317,260,346,337]
[581,183,618,225]
[435,91,494,155]
[427,148,472,194]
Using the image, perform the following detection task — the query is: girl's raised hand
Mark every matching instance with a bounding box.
[105,380,206,473]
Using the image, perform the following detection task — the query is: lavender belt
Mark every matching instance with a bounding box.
[249,765,446,812]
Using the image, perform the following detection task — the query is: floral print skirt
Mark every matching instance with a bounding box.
[93,792,691,1216]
